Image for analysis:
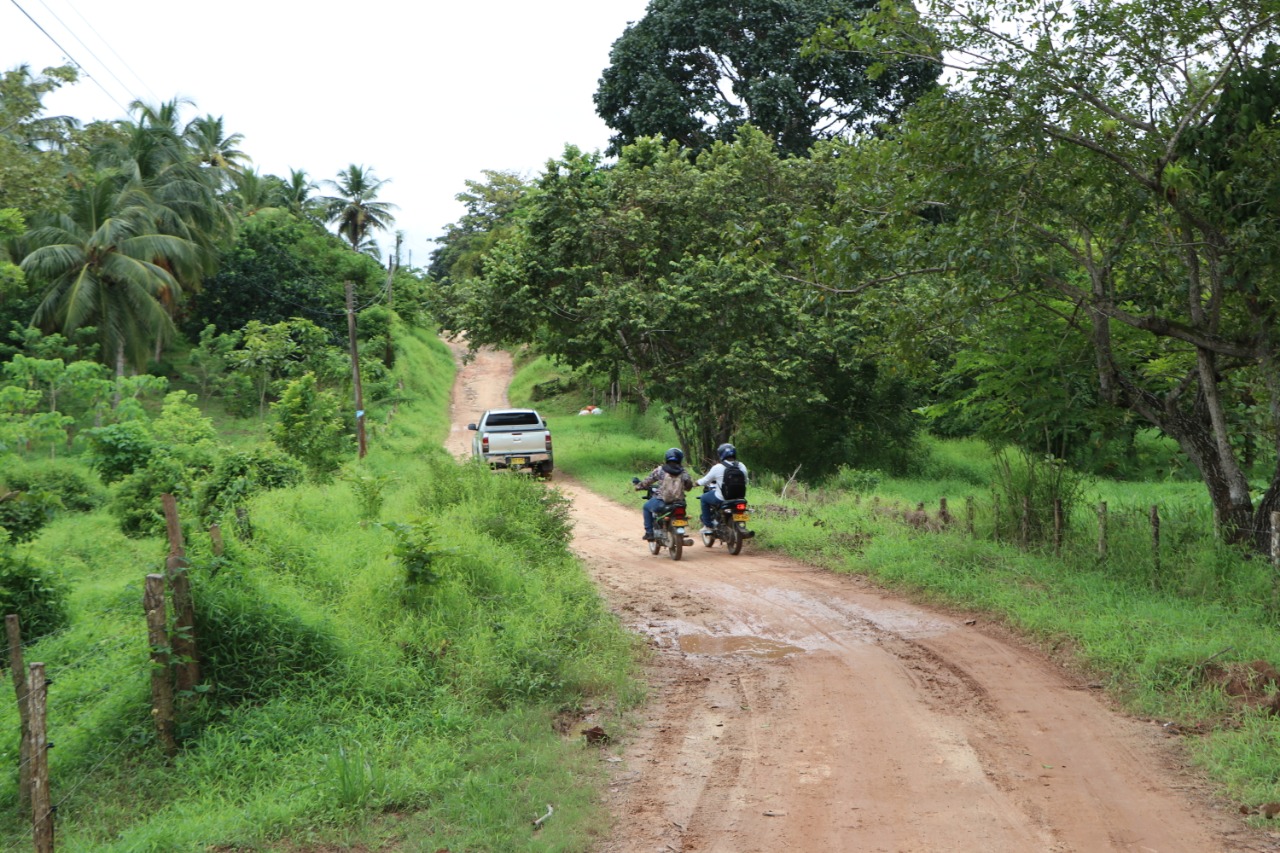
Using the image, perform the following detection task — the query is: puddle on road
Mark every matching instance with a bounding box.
[678,633,804,659]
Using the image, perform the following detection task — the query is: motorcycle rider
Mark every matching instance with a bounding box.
[697,443,750,535]
[636,447,695,540]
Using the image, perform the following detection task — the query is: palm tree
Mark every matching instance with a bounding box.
[19,169,200,377]
[280,168,322,221]
[319,164,397,252]
[184,114,249,171]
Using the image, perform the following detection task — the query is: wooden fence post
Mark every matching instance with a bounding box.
[209,524,224,557]
[939,497,951,526]
[145,574,177,757]
[1020,496,1031,549]
[1053,498,1063,558]
[1097,501,1109,561]
[6,614,30,817]
[1150,505,1161,581]
[162,494,199,695]
[28,662,52,853]
[965,496,975,537]
[993,492,1002,542]
[234,506,253,540]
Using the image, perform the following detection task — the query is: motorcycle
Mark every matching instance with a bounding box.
[700,489,754,555]
[632,477,694,561]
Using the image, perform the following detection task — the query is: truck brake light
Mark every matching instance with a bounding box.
[545,433,552,451]
[482,436,489,453]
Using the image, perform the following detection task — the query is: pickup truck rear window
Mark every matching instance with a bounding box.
[485,412,542,427]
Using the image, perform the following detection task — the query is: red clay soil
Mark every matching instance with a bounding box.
[445,343,1280,853]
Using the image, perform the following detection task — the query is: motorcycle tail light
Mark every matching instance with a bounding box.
[674,506,687,519]
[733,502,747,512]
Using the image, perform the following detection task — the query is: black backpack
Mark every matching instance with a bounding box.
[720,461,747,500]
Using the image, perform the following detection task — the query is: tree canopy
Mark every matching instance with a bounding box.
[594,0,941,156]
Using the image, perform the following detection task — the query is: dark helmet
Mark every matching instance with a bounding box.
[717,443,737,461]
[665,447,684,464]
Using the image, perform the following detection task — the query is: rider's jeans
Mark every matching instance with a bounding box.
[699,492,724,527]
[643,496,665,533]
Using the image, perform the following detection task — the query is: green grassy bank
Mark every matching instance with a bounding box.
[0,329,642,852]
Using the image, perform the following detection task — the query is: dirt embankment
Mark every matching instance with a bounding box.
[445,341,1277,853]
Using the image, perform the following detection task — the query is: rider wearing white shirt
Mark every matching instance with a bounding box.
[696,443,748,533]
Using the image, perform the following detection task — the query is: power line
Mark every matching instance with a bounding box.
[7,0,130,115]
[32,0,146,110]
[58,0,162,104]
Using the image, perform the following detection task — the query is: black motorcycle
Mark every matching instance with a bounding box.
[633,478,694,561]
[700,490,754,555]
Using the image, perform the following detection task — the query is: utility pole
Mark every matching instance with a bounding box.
[385,231,403,306]
[345,280,368,458]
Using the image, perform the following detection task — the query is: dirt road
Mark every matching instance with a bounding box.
[445,344,1275,853]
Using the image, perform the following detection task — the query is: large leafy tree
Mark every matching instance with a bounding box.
[816,0,1280,547]
[441,131,920,470]
[189,209,383,337]
[594,0,940,156]
[320,164,397,256]
[0,64,78,213]
[428,169,528,284]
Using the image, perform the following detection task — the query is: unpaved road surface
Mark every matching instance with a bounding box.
[446,344,1277,853]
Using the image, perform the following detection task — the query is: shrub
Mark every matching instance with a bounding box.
[829,465,882,493]
[1,459,105,512]
[85,420,155,483]
[341,470,398,527]
[270,373,348,481]
[0,488,62,543]
[378,521,453,593]
[194,446,305,523]
[0,537,68,640]
[111,455,192,538]
[992,448,1088,545]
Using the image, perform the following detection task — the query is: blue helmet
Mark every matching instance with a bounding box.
[665,447,684,464]
[717,443,737,461]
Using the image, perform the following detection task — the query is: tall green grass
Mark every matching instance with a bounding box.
[511,356,1280,818]
[0,327,642,851]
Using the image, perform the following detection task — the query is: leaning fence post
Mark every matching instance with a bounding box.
[1097,501,1109,561]
[145,574,177,757]
[6,615,30,817]
[28,662,52,853]
[965,496,975,537]
[993,492,1002,542]
[162,494,199,695]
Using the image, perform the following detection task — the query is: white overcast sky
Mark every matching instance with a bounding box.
[1,0,652,270]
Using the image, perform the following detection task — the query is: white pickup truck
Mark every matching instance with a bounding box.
[467,408,553,477]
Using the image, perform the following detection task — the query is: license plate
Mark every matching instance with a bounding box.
[674,524,687,533]
[508,457,527,466]
[733,513,750,522]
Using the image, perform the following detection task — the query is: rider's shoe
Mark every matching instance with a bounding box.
[642,531,655,541]
[701,527,713,535]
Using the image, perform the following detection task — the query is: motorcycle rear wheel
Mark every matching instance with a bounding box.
[723,524,742,555]
[668,531,683,561]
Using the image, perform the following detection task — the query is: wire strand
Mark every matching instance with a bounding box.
[6,0,130,115]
